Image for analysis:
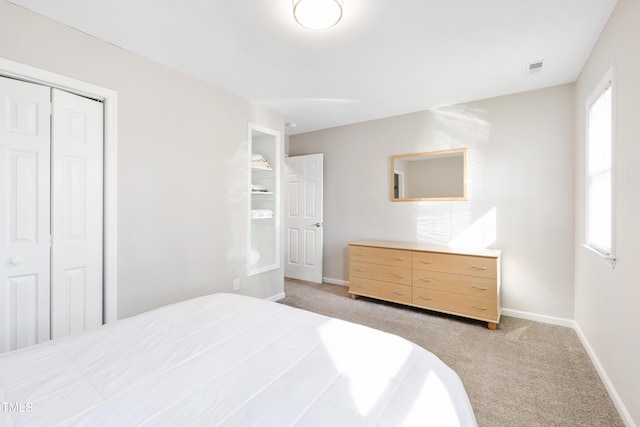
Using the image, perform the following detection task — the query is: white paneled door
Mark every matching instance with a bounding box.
[285,154,323,283]
[0,77,52,353]
[51,89,103,339]
[0,77,104,353]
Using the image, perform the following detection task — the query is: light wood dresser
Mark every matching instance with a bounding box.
[349,240,501,329]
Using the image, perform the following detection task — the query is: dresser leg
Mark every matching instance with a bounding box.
[487,322,497,330]
[350,294,357,299]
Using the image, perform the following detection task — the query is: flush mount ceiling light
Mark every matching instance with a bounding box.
[293,0,343,30]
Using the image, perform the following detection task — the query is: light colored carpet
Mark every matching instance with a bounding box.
[279,279,624,427]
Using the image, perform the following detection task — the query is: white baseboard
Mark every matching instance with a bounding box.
[500,308,575,328]
[323,277,348,286]
[574,323,636,427]
[267,292,286,302]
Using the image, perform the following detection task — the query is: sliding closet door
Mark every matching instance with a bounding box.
[0,77,52,353]
[50,89,104,338]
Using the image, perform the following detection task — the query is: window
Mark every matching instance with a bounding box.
[585,68,615,264]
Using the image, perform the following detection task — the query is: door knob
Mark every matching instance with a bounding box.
[313,222,323,227]
[10,256,23,265]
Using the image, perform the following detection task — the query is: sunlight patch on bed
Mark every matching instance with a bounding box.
[318,320,412,416]
[403,371,460,425]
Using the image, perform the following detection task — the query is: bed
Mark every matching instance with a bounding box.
[0,293,476,426]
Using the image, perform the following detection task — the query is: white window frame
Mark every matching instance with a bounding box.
[584,66,616,268]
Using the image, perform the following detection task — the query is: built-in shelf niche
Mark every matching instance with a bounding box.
[248,123,281,276]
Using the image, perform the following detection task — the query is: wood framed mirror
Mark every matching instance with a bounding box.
[391,148,467,201]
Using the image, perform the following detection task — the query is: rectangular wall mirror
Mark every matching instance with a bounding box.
[391,148,467,201]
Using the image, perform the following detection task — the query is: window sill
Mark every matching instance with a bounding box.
[581,244,616,269]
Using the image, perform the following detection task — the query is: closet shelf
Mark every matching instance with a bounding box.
[248,124,281,276]
[251,166,273,172]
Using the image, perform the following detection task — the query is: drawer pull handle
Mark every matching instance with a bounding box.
[393,291,407,296]
[419,260,433,264]
[419,296,433,301]
[472,305,488,311]
[354,284,365,288]
[355,268,365,272]
[393,274,406,278]
[393,257,406,261]
[354,253,365,256]
[472,266,488,270]
[472,285,488,291]
[420,278,433,283]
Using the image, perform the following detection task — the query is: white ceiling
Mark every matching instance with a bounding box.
[9,0,617,135]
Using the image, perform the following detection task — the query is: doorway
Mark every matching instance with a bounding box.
[284,154,324,283]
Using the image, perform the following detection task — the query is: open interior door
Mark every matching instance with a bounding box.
[284,154,323,283]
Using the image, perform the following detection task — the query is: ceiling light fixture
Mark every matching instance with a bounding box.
[293,0,343,30]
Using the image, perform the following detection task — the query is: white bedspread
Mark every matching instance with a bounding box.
[0,293,476,426]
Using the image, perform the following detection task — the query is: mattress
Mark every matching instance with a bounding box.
[0,293,476,426]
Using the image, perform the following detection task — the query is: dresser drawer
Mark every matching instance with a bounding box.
[412,252,497,279]
[412,270,497,300]
[349,245,412,268]
[413,287,498,321]
[349,261,411,285]
[349,277,412,304]
[348,240,501,329]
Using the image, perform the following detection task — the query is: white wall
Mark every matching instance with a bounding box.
[289,84,576,319]
[0,1,285,319]
[574,0,640,424]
